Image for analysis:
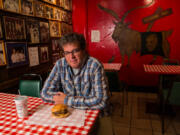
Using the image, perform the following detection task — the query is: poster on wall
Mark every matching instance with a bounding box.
[0,18,3,39]
[28,47,39,67]
[4,16,26,40]
[26,20,40,43]
[21,0,34,16]
[5,42,28,68]
[40,22,50,43]
[39,46,49,63]
[3,0,20,13]
[0,41,6,66]
[50,21,60,37]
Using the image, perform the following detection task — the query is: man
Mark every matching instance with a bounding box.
[41,32,108,110]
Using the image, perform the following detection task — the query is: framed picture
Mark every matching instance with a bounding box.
[2,0,20,13]
[0,17,3,39]
[39,46,49,63]
[34,1,45,18]
[52,39,60,53]
[39,21,50,43]
[4,16,26,40]
[52,53,60,64]
[5,42,28,68]
[26,20,40,43]
[44,5,54,19]
[141,32,164,57]
[43,0,56,4]
[54,8,61,20]
[28,46,39,67]
[60,22,72,35]
[56,0,60,7]
[50,21,60,37]
[21,0,34,16]
[0,41,6,66]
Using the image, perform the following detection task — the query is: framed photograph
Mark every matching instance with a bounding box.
[0,41,6,66]
[50,21,60,37]
[52,53,60,64]
[21,0,34,16]
[5,42,28,68]
[141,32,164,57]
[26,20,40,43]
[34,1,45,18]
[39,22,50,43]
[43,0,56,4]
[0,18,3,39]
[39,46,49,63]
[28,46,39,67]
[56,0,60,7]
[54,8,61,20]
[3,0,20,13]
[44,5,54,19]
[52,39,60,53]
[4,16,26,40]
[60,22,72,35]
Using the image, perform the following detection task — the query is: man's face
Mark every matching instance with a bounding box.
[63,43,85,69]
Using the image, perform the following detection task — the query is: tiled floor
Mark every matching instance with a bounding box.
[110,92,180,135]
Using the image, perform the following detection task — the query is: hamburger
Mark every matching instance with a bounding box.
[51,104,70,118]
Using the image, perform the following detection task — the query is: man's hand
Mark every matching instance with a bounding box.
[53,92,66,104]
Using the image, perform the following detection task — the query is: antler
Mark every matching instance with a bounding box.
[121,0,154,22]
[98,4,120,22]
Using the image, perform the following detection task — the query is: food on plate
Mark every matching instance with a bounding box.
[51,104,70,118]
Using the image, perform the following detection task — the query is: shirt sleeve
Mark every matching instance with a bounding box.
[64,65,108,110]
[41,62,61,103]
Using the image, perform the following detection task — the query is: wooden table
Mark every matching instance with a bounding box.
[0,93,99,135]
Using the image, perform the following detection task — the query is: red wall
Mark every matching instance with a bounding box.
[72,0,180,86]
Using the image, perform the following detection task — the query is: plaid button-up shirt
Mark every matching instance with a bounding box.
[41,56,108,110]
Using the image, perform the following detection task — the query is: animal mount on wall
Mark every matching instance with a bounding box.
[98,0,173,65]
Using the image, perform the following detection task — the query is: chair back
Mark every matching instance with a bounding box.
[19,74,42,97]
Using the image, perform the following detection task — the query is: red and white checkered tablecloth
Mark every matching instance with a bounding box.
[103,63,122,71]
[144,64,180,74]
[0,93,99,135]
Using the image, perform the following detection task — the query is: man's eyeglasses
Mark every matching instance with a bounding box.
[63,48,81,56]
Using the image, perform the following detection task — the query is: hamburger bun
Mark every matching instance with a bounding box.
[51,104,70,118]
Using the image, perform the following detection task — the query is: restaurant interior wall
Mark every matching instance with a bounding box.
[72,0,180,86]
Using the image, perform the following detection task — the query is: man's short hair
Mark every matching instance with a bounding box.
[60,33,86,50]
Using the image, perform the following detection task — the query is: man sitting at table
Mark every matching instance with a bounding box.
[41,32,109,111]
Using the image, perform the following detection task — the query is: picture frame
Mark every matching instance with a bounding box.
[52,53,60,64]
[21,0,34,16]
[4,16,26,40]
[44,5,54,19]
[54,8,61,20]
[0,41,6,66]
[5,42,28,68]
[60,22,72,35]
[50,21,60,37]
[28,46,39,67]
[39,46,49,63]
[39,21,50,43]
[26,20,40,44]
[34,1,45,18]
[0,17,3,39]
[2,0,20,13]
[51,39,60,53]
[43,0,56,4]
